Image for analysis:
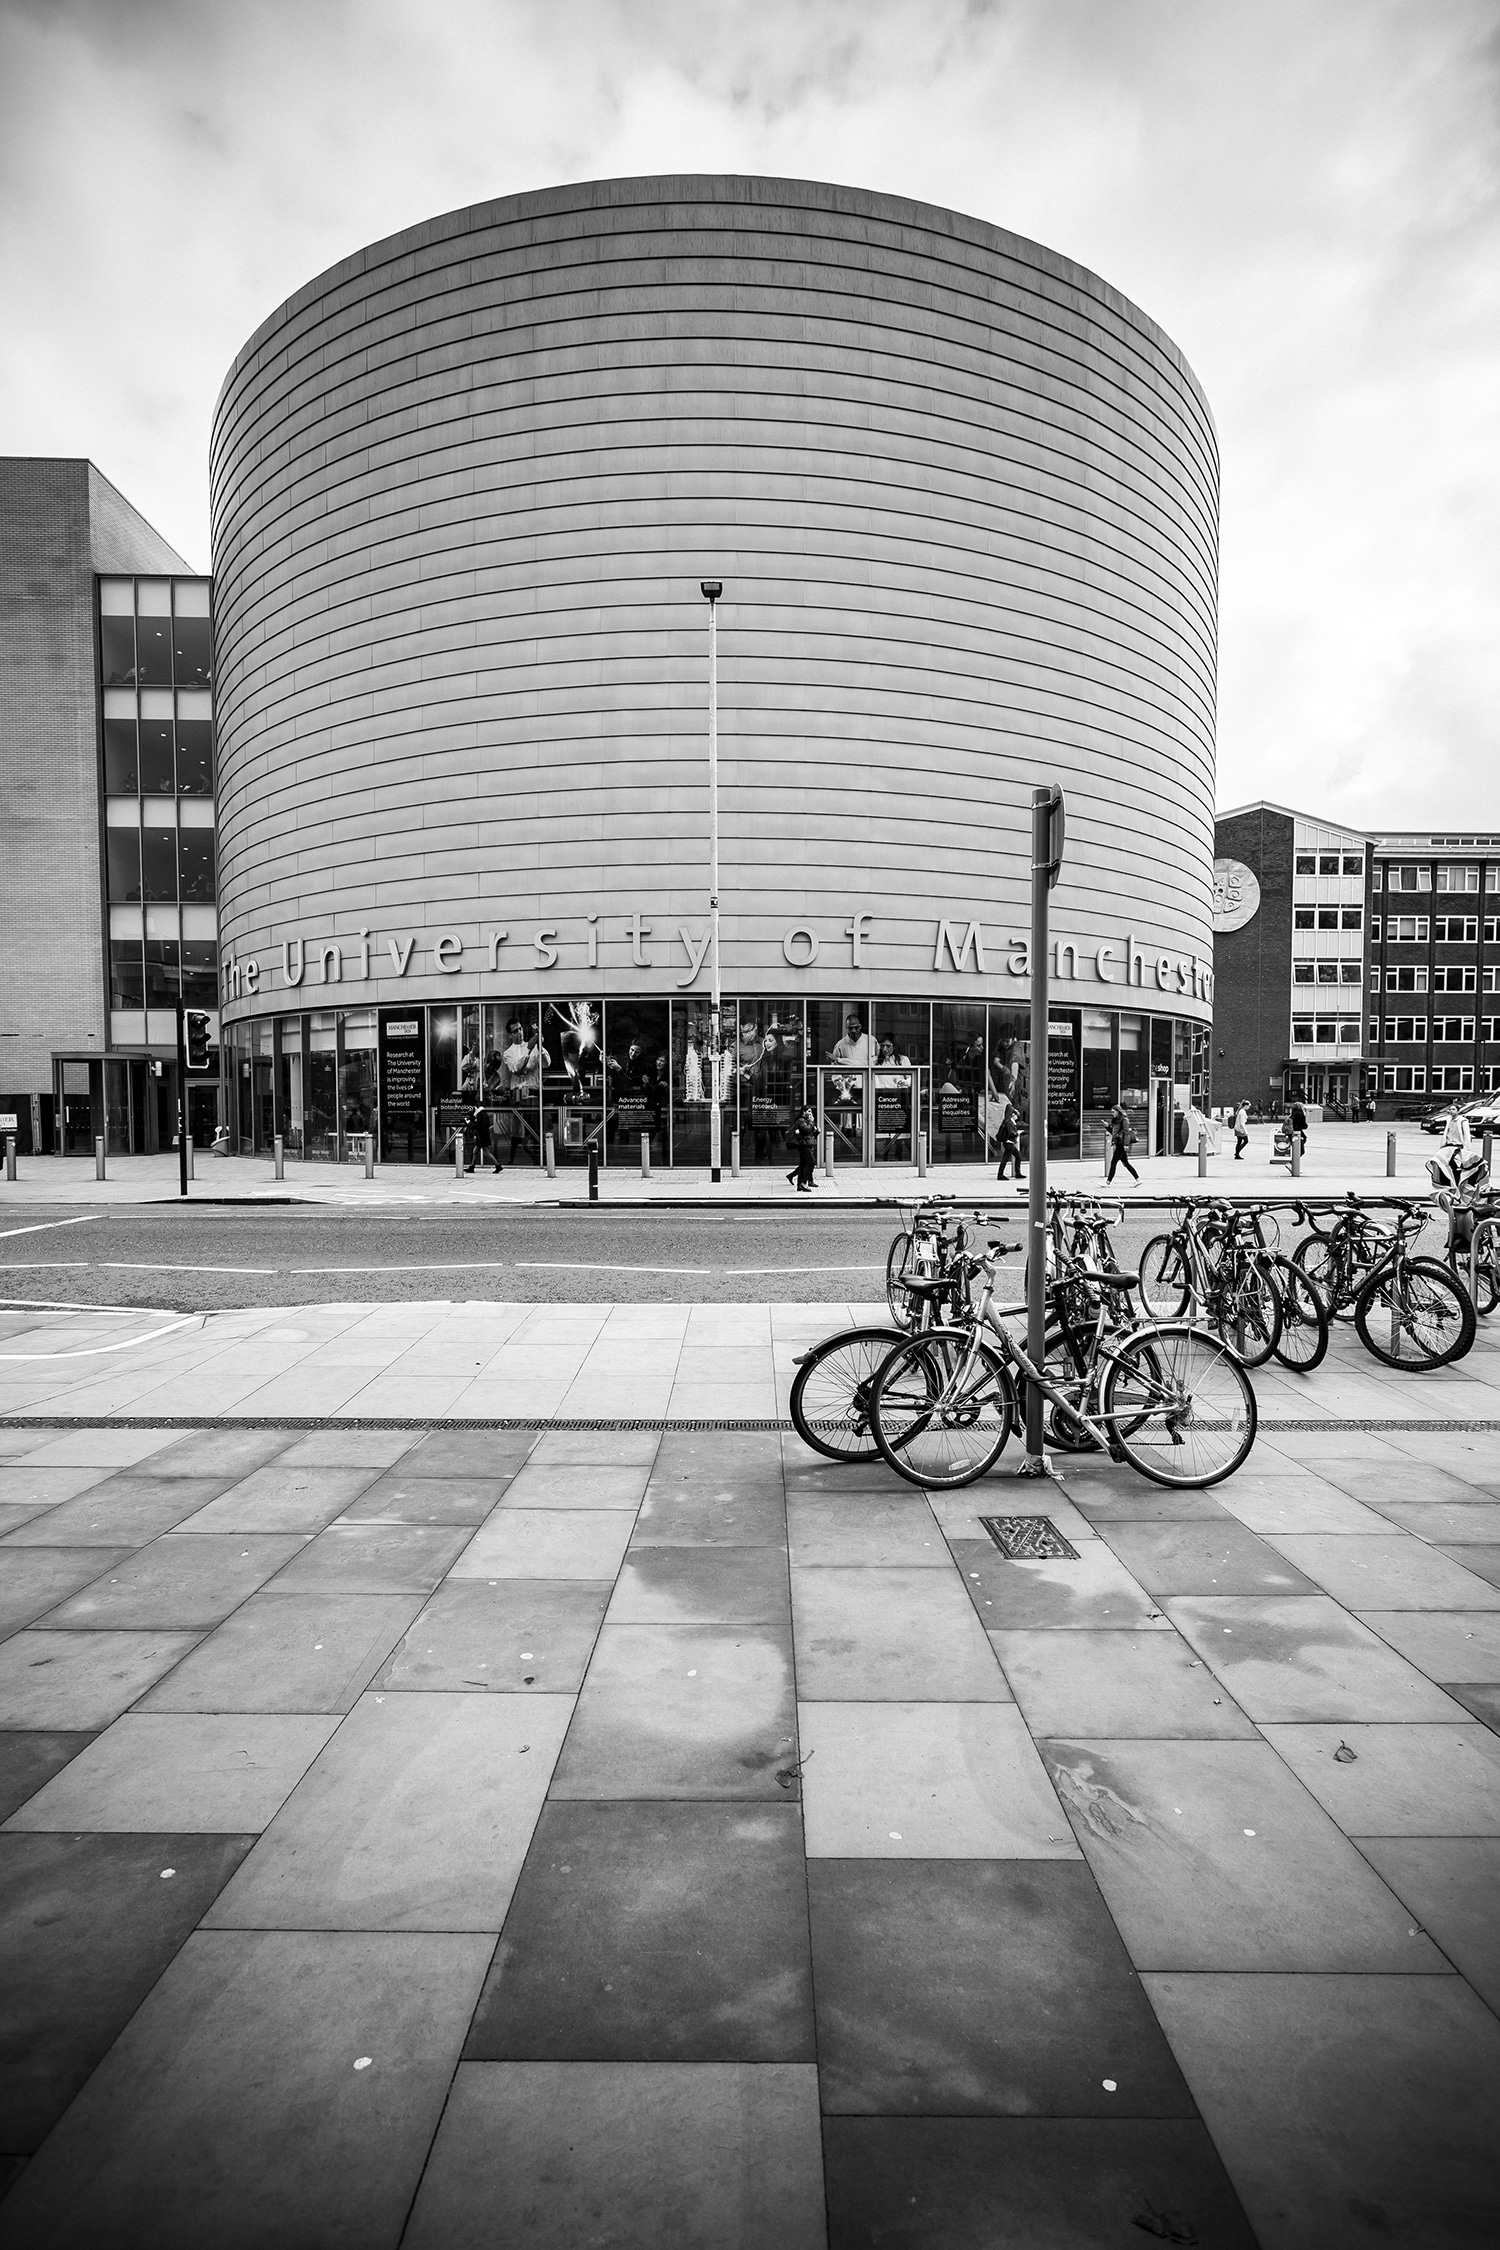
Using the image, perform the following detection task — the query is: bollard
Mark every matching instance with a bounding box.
[641,1132,651,1180]
[1291,1131,1303,1179]
[588,1142,599,1202]
[186,1136,194,1182]
[273,1134,284,1182]
[454,1130,465,1180]
[4,1135,15,1183]
[1196,1129,1209,1178]
[95,1135,106,1181]
[545,1133,556,1179]
[731,1130,741,1180]
[916,1130,928,1179]
[1387,1130,1397,1178]
[365,1135,375,1180]
[825,1128,836,1179]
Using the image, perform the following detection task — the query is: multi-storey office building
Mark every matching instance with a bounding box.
[210,174,1219,1170]
[0,458,222,1153]
[1368,834,1500,1107]
[1214,804,1500,1115]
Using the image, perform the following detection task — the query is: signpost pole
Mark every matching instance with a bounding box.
[1022,784,1063,1477]
[701,581,724,1184]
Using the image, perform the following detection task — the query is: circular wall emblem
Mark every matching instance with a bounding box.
[1213,858,1261,933]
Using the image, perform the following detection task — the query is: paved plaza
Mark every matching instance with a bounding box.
[1,1308,1499,2244]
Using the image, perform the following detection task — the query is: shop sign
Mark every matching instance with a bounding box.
[223,913,1213,1006]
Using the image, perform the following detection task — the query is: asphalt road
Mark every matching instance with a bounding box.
[0,1205,932,1311]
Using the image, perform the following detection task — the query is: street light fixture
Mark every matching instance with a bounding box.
[701,580,724,1183]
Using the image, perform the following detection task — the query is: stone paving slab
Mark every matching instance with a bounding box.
[5,1289,1498,1430]
[0,1416,1498,2245]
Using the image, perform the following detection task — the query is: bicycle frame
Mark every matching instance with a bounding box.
[923,1259,1203,1452]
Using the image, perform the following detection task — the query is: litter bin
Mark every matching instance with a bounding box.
[1173,1110,1191,1155]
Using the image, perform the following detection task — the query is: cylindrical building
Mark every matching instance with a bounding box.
[211,174,1217,1168]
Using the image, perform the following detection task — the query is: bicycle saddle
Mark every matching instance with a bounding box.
[1076,1265,1141,1291]
[898,1275,960,1296]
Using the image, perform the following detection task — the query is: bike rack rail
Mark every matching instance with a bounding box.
[1470,1215,1500,1318]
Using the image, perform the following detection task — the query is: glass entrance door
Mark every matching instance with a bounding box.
[818,1067,868,1165]
[872,1068,922,1162]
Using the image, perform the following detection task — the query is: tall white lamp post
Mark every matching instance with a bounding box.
[700,579,724,1183]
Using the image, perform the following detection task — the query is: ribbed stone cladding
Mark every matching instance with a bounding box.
[210,174,1218,1020]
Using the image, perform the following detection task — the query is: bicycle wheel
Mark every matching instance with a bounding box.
[885,1233,927,1328]
[1138,1232,1191,1319]
[1354,1259,1477,1370]
[1293,1233,1358,1320]
[1211,1263,1282,1369]
[1457,1238,1499,1317]
[870,1328,1016,1489]
[1102,1324,1257,1488]
[1265,1255,1329,1372]
[790,1327,905,1462]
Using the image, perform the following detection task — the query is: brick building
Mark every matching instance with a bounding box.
[1214,801,1500,1116]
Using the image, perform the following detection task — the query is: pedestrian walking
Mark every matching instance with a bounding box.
[465,1102,500,1173]
[995,1096,1022,1181]
[1105,1102,1139,1184]
[785,1102,819,1192]
[1232,1100,1249,1160]
[1289,1097,1309,1148]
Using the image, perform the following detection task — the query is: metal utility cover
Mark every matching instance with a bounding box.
[981,1515,1080,1561]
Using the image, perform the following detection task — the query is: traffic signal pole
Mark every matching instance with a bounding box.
[174,998,189,1200]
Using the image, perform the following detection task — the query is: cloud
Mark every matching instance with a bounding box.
[1,0,1495,828]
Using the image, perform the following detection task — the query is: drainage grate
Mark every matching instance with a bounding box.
[981,1515,1080,1561]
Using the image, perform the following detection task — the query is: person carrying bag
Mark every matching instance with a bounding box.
[1105,1102,1139,1184]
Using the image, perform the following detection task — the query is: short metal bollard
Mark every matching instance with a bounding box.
[545,1133,556,1179]
[454,1130,465,1179]
[731,1130,741,1180]
[640,1132,651,1180]
[916,1130,928,1179]
[95,1135,106,1181]
[1290,1131,1303,1179]
[365,1135,376,1179]
[1387,1131,1397,1178]
[588,1143,599,1201]
[273,1135,284,1182]
[825,1128,836,1179]
[186,1136,194,1182]
[1196,1129,1209,1178]
[4,1135,15,1183]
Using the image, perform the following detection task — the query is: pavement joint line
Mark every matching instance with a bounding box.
[2,1412,1500,1432]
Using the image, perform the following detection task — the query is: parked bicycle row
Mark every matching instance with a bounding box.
[789,1181,1497,1496]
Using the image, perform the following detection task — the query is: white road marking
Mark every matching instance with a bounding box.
[96,1262,278,1275]
[0,1215,101,1241]
[0,1314,201,1359]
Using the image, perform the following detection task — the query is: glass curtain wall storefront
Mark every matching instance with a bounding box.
[225,1000,1204,1165]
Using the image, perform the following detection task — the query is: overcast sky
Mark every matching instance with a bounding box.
[2,0,1496,829]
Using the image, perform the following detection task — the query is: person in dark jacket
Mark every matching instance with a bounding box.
[995,1098,1022,1181]
[1105,1102,1139,1184]
[465,1103,500,1173]
[787,1103,818,1192]
[1289,1098,1309,1147]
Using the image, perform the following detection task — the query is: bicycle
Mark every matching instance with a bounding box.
[1292,1195,1394,1321]
[792,1235,1018,1462]
[869,1244,1257,1491]
[1136,1200,1282,1368]
[1349,1201,1477,1369]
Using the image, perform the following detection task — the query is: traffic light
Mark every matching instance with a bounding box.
[185,1011,214,1072]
